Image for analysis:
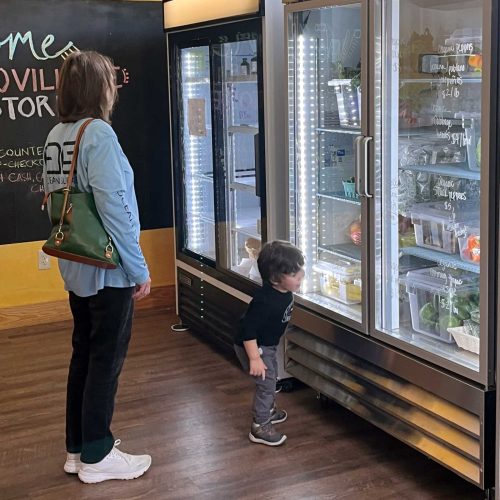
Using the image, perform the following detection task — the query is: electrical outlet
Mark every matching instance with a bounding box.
[38,250,51,270]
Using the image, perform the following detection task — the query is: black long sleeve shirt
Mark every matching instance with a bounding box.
[235,283,294,347]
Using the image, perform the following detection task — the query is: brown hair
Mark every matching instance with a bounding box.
[57,50,117,123]
[257,240,304,285]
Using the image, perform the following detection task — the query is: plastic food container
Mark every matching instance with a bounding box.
[314,259,362,305]
[402,267,479,343]
[465,125,481,171]
[342,180,358,199]
[456,225,480,265]
[410,202,461,254]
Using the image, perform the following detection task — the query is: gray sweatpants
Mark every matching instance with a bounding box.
[234,344,277,424]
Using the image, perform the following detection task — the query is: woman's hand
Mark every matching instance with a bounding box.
[133,277,151,301]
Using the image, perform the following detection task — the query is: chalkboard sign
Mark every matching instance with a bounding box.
[0,0,171,244]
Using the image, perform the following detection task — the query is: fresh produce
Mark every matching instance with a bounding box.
[468,54,482,72]
[439,314,461,334]
[349,218,362,246]
[466,234,480,263]
[419,302,438,331]
[418,291,479,335]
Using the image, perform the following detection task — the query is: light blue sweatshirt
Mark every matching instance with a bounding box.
[43,118,150,297]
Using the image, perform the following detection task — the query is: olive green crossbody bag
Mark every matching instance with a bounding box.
[41,119,120,269]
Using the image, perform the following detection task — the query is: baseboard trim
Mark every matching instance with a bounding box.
[0,285,175,332]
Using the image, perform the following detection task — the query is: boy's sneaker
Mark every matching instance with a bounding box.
[64,452,82,474]
[77,439,152,484]
[249,421,287,446]
[270,407,287,424]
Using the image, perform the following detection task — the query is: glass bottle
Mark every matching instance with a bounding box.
[251,54,258,74]
[240,57,250,76]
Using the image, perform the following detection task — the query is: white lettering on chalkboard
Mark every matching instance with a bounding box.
[0,95,55,119]
[0,31,74,61]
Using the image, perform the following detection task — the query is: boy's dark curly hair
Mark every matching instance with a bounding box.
[257,240,304,285]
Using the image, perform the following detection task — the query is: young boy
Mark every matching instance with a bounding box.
[234,240,305,446]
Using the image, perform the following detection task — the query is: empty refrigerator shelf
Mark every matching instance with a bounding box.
[319,243,362,262]
[227,125,258,135]
[230,177,256,192]
[317,127,361,135]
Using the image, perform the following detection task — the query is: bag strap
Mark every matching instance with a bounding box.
[56,118,94,227]
[41,118,94,217]
[64,118,94,191]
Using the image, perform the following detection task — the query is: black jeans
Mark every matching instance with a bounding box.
[66,286,135,464]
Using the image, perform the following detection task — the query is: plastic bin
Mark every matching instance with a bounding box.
[342,180,358,199]
[456,225,480,265]
[314,259,362,305]
[410,202,460,254]
[402,267,479,343]
[464,124,481,171]
[410,202,479,254]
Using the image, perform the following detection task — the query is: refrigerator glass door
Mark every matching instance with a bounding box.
[179,45,216,260]
[376,0,484,374]
[287,2,365,324]
[216,37,263,283]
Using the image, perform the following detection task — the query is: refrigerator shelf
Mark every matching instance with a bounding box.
[183,77,211,85]
[193,172,214,182]
[317,127,361,135]
[296,292,362,323]
[225,75,258,83]
[232,225,260,239]
[317,191,361,206]
[227,125,259,135]
[400,246,480,274]
[398,163,480,181]
[188,212,215,225]
[389,325,479,371]
[319,243,362,262]
[400,77,482,85]
[230,177,256,192]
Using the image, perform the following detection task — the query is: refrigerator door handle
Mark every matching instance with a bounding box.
[254,133,261,198]
[362,136,373,198]
[354,135,364,197]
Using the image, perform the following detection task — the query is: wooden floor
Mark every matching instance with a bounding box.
[0,307,484,499]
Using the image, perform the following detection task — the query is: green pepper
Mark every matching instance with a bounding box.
[419,302,438,324]
[439,314,461,333]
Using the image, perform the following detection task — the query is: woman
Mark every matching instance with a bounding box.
[43,51,152,484]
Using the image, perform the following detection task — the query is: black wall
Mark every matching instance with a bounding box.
[0,0,172,244]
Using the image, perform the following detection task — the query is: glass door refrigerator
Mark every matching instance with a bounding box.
[165,0,291,378]
[283,0,496,491]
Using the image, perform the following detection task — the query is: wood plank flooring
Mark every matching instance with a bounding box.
[0,307,484,499]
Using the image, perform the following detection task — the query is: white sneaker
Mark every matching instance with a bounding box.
[64,452,82,474]
[77,439,152,484]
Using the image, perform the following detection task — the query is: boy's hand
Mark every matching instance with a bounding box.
[249,357,267,380]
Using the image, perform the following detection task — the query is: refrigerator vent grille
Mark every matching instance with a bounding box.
[177,270,246,350]
[286,327,483,487]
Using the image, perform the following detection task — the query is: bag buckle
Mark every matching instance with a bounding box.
[105,238,114,259]
[55,226,64,246]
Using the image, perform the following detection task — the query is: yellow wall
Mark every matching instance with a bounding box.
[0,228,175,308]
